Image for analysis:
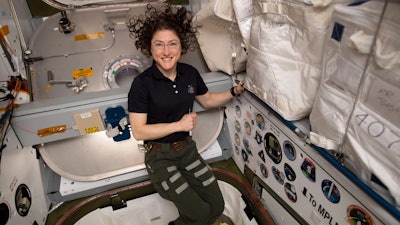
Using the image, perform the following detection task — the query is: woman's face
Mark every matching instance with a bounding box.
[150,29,182,75]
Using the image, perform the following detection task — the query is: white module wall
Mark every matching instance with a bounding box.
[225,92,399,225]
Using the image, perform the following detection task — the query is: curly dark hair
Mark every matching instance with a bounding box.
[127,4,198,58]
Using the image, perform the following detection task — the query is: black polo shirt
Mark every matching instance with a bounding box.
[128,62,208,143]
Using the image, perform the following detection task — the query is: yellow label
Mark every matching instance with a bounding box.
[37,125,67,137]
[85,127,99,134]
[72,67,93,79]
[45,84,51,93]
[74,32,105,41]
[0,25,10,38]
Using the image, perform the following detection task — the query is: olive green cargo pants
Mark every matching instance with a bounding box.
[144,139,225,225]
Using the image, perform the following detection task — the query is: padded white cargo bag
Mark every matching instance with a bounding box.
[194,0,253,75]
[345,10,400,204]
[309,1,386,150]
[213,0,254,50]
[310,1,398,149]
[309,1,400,205]
[346,100,400,206]
[246,0,347,121]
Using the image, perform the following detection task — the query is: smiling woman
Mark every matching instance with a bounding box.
[126,3,244,225]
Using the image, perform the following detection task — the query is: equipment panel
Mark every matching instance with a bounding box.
[225,92,399,225]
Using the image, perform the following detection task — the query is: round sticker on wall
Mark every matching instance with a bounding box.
[244,120,252,136]
[235,105,241,118]
[255,113,266,130]
[258,149,266,162]
[241,149,249,163]
[284,182,297,203]
[283,140,296,161]
[346,204,375,225]
[301,158,316,182]
[234,145,240,155]
[243,138,252,156]
[321,179,341,204]
[272,166,285,185]
[234,133,241,147]
[255,131,263,145]
[284,163,296,182]
[264,133,282,164]
[234,120,241,133]
[260,164,268,178]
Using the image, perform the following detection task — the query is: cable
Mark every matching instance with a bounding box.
[0,77,20,154]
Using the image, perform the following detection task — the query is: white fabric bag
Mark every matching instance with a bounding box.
[309,1,400,205]
[213,0,254,50]
[194,0,254,75]
[310,1,388,149]
[345,99,400,206]
[346,14,400,204]
[246,0,347,120]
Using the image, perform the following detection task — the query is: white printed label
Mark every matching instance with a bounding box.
[80,112,92,119]
[366,78,400,128]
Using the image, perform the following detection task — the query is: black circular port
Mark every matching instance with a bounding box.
[0,202,10,225]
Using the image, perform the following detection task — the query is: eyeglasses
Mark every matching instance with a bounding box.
[152,41,181,50]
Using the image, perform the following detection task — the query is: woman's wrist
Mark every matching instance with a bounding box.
[230,86,239,97]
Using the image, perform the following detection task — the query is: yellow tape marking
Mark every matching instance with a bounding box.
[74,32,105,41]
[37,125,67,137]
[72,67,93,79]
[45,84,51,93]
[0,25,10,38]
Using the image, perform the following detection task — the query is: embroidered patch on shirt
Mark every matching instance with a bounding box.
[187,84,195,94]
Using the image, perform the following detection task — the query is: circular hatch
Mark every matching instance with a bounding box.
[102,54,150,89]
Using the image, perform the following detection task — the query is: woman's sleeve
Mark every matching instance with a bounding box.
[128,77,149,113]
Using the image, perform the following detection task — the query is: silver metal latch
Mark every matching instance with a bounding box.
[47,70,89,93]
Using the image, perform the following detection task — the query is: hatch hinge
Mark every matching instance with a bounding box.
[110,193,127,211]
